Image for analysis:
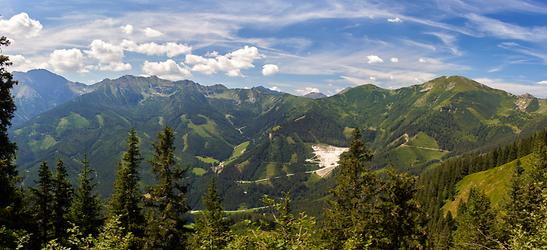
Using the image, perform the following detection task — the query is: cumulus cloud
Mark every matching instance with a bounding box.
[142,59,191,80]
[86,40,131,71]
[121,40,191,57]
[296,87,320,95]
[0,12,43,38]
[48,49,87,72]
[120,24,133,34]
[390,57,399,63]
[262,64,279,76]
[6,55,46,72]
[387,17,402,23]
[144,27,163,37]
[538,80,547,85]
[367,55,384,64]
[184,45,261,77]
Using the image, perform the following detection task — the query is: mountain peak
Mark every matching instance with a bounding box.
[419,75,491,93]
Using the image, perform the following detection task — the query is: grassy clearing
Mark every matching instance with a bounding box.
[406,132,439,149]
[196,156,220,164]
[443,153,535,216]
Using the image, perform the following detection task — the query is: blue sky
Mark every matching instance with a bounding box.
[1,0,546,96]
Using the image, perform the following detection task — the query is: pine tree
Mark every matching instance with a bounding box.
[144,127,189,249]
[190,177,231,249]
[33,161,54,245]
[52,159,73,242]
[111,129,144,237]
[70,156,102,236]
[322,128,376,249]
[452,188,496,250]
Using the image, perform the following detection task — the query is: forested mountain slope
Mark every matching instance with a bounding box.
[11,73,547,202]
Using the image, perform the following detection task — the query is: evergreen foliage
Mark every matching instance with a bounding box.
[70,156,102,236]
[110,129,144,237]
[52,159,73,242]
[0,37,25,246]
[33,161,54,245]
[322,129,427,249]
[143,127,189,249]
[190,177,231,249]
[452,188,496,249]
[226,193,318,249]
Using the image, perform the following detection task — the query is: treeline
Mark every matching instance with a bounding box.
[418,128,547,249]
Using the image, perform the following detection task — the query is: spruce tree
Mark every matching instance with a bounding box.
[504,160,531,233]
[111,129,144,236]
[33,161,54,245]
[70,156,102,236]
[379,169,427,249]
[452,188,496,250]
[144,127,189,249]
[52,159,73,242]
[0,36,22,231]
[190,177,230,249]
[322,128,376,249]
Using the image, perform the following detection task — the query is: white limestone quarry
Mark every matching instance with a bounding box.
[306,144,349,177]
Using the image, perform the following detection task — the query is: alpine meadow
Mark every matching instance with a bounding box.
[1,1,546,249]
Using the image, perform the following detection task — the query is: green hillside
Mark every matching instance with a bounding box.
[443,153,536,215]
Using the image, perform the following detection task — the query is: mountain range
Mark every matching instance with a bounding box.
[9,69,547,208]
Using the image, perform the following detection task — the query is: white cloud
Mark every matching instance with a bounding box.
[95,62,131,72]
[417,57,444,65]
[466,14,547,42]
[121,40,192,57]
[387,17,402,23]
[538,80,547,85]
[0,12,43,38]
[367,55,384,64]
[269,86,280,91]
[87,40,124,63]
[390,57,399,63]
[142,59,191,80]
[86,40,131,71]
[6,55,47,72]
[143,27,163,37]
[296,87,320,95]
[369,76,376,81]
[185,45,261,77]
[120,24,133,34]
[474,78,547,97]
[48,49,87,72]
[262,64,279,76]
[425,32,461,56]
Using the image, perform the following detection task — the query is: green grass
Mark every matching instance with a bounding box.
[390,146,447,169]
[56,112,90,134]
[29,135,57,152]
[196,156,219,164]
[443,153,535,216]
[223,141,250,166]
[406,132,439,149]
[191,167,207,176]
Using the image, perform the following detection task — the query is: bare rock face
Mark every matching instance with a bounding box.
[515,93,538,112]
